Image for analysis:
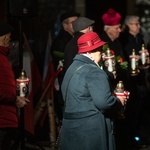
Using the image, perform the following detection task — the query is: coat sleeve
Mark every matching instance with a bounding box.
[86,67,122,113]
[0,57,17,105]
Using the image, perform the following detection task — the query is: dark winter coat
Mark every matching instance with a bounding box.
[0,46,18,128]
[51,29,73,70]
[119,31,145,85]
[100,31,128,89]
[64,32,84,71]
[101,31,125,59]
[119,31,144,62]
[50,28,73,99]
[61,54,122,150]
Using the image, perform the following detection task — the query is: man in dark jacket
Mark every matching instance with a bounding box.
[100,8,128,91]
[101,8,129,150]
[51,11,80,70]
[101,8,124,59]
[50,11,80,121]
[64,17,95,71]
[119,15,150,148]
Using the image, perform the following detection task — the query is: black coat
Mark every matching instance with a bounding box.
[101,31,125,59]
[100,31,128,89]
[118,28,150,150]
[119,30,147,87]
[119,31,144,62]
[64,32,84,71]
[51,29,73,70]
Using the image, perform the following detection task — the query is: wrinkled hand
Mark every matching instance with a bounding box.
[116,95,127,106]
[16,96,30,108]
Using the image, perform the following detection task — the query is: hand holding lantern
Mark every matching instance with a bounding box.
[114,81,130,119]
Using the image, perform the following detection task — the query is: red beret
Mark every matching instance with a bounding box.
[102,8,121,26]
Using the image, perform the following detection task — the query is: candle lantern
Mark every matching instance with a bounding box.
[129,49,139,76]
[139,44,150,69]
[103,48,116,72]
[16,69,30,97]
[114,81,130,119]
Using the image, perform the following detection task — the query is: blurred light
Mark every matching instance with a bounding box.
[134,136,140,142]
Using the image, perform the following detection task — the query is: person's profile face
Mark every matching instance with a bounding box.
[128,18,141,35]
[90,47,102,64]
[4,33,11,47]
[65,16,78,35]
[0,33,11,47]
[108,24,121,40]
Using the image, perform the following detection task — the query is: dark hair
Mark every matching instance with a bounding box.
[0,22,14,36]
[121,24,129,33]
[92,47,103,53]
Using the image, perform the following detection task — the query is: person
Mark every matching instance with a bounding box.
[101,8,124,59]
[64,17,95,71]
[119,15,144,61]
[51,11,80,70]
[101,8,128,94]
[100,9,131,150]
[119,15,150,148]
[50,11,80,122]
[0,22,30,149]
[60,31,127,150]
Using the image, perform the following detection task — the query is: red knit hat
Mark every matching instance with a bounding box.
[78,32,106,54]
[102,8,121,26]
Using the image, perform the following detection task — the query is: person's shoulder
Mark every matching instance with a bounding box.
[86,64,106,74]
[137,32,144,39]
[85,65,108,81]
[119,31,129,43]
[100,31,111,43]
[120,30,129,37]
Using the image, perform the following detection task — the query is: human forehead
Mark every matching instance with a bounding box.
[5,33,11,38]
[0,32,11,39]
[130,18,139,23]
[67,16,78,23]
[109,24,121,30]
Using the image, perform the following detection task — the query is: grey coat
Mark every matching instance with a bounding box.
[61,54,122,150]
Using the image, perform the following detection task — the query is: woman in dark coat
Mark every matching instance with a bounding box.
[60,32,127,150]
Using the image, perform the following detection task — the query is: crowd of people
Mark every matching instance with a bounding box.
[51,8,150,150]
[0,7,150,150]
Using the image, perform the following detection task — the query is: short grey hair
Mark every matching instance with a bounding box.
[103,25,111,31]
[124,15,140,25]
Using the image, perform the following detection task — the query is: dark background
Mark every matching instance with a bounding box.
[86,0,127,34]
[1,0,149,76]
[0,0,130,76]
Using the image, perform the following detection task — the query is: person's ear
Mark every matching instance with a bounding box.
[63,23,68,31]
